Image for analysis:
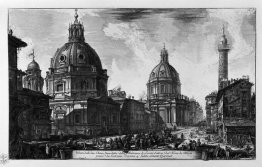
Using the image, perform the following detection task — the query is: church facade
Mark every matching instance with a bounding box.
[45,10,120,136]
[147,46,190,129]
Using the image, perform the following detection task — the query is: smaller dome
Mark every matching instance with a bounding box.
[27,59,40,70]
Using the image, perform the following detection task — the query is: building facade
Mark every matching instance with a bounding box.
[147,46,190,129]
[120,99,146,133]
[9,31,52,158]
[52,97,120,136]
[205,91,217,132]
[189,99,204,126]
[45,10,120,136]
[17,89,52,140]
[216,77,255,144]
[108,88,148,134]
[9,31,29,157]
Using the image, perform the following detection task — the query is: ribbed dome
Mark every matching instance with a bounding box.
[27,59,40,70]
[51,9,103,72]
[149,62,180,84]
[147,46,181,98]
[148,47,180,85]
[51,42,102,71]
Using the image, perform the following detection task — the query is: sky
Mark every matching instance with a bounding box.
[9,8,256,111]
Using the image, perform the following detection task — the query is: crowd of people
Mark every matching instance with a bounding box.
[18,127,255,160]
[53,130,191,151]
[200,143,255,160]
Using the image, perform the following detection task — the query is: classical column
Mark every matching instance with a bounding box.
[171,106,176,124]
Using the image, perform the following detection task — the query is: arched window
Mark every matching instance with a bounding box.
[79,54,84,60]
[151,86,154,94]
[28,81,31,89]
[161,85,165,93]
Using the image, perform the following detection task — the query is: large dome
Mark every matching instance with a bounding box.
[51,42,102,71]
[50,10,103,72]
[148,47,180,85]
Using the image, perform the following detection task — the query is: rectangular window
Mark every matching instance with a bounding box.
[165,85,168,93]
[57,84,63,92]
[75,114,80,124]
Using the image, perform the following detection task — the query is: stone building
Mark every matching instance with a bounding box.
[196,105,204,124]
[204,26,256,145]
[17,88,52,140]
[9,30,28,154]
[188,99,204,126]
[216,77,255,143]
[119,99,146,133]
[45,10,120,136]
[251,93,256,120]
[9,31,51,158]
[188,99,196,125]
[205,91,217,132]
[108,88,148,133]
[147,45,190,129]
[53,97,120,136]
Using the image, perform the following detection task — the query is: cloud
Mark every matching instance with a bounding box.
[17,37,35,71]
[208,9,255,82]
[10,9,255,118]
[103,22,159,97]
[105,9,208,23]
[103,9,255,114]
[84,9,105,17]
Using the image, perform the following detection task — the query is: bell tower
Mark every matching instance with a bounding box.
[218,25,230,90]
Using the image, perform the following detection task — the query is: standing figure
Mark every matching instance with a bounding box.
[225,146,231,160]
[46,143,50,158]
[181,133,184,140]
